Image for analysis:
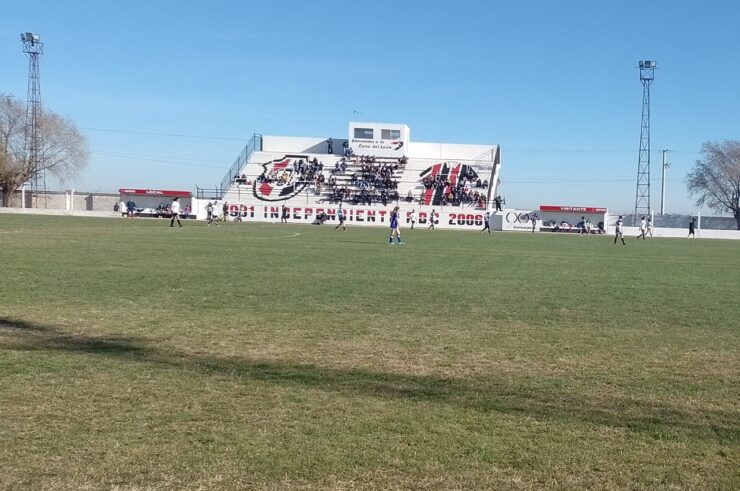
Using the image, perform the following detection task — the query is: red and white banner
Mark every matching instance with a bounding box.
[119,188,192,198]
[215,203,488,230]
[539,205,607,213]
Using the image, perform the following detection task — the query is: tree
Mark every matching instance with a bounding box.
[686,140,740,230]
[0,94,89,206]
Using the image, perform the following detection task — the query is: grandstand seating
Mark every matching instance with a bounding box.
[220,150,494,210]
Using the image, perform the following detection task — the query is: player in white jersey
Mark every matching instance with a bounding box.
[614,215,626,245]
[636,216,647,240]
[170,197,183,228]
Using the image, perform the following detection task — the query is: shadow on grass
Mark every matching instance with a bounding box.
[1,316,737,443]
[335,239,391,246]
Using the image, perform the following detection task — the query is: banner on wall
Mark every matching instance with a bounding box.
[348,122,410,159]
[539,205,607,213]
[221,204,488,230]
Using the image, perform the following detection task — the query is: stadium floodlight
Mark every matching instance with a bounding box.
[21,33,40,44]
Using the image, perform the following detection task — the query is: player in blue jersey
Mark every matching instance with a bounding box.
[388,206,404,245]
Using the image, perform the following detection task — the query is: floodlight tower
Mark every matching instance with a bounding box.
[21,32,44,206]
[633,60,656,223]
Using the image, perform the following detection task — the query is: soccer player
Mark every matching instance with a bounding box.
[206,201,214,225]
[636,216,647,240]
[428,209,436,230]
[647,218,654,237]
[614,215,625,245]
[688,218,696,238]
[170,197,183,228]
[388,206,404,245]
[480,211,491,235]
[221,201,229,222]
[334,205,346,231]
[281,204,288,224]
[409,209,416,230]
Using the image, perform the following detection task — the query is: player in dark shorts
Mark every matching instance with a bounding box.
[388,206,404,245]
[480,211,491,235]
[334,206,346,231]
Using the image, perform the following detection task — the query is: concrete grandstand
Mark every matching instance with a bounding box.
[195,122,502,231]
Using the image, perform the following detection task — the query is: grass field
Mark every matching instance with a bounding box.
[1,214,738,490]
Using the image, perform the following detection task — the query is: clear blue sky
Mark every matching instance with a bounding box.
[2,0,739,214]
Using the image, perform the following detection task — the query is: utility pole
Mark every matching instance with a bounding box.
[660,149,670,215]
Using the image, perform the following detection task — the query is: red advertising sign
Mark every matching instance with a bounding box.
[119,188,191,198]
[539,205,607,213]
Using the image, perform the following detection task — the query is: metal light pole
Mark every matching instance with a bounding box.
[633,60,656,224]
[660,149,670,215]
[21,32,44,207]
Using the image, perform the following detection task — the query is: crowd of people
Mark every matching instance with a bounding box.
[321,155,405,205]
[239,153,502,209]
[255,156,327,192]
[422,172,489,207]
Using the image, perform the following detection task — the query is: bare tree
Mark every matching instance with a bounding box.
[686,140,740,230]
[0,94,89,206]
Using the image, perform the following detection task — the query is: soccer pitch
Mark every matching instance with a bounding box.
[1,215,738,490]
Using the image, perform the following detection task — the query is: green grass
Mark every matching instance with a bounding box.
[1,214,738,490]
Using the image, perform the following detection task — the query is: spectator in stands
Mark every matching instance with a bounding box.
[494,195,502,212]
[327,138,334,154]
[343,140,350,156]
[170,197,183,228]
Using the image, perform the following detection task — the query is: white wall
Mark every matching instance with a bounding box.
[262,136,336,154]
[619,226,740,240]
[262,135,498,161]
[409,142,497,160]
